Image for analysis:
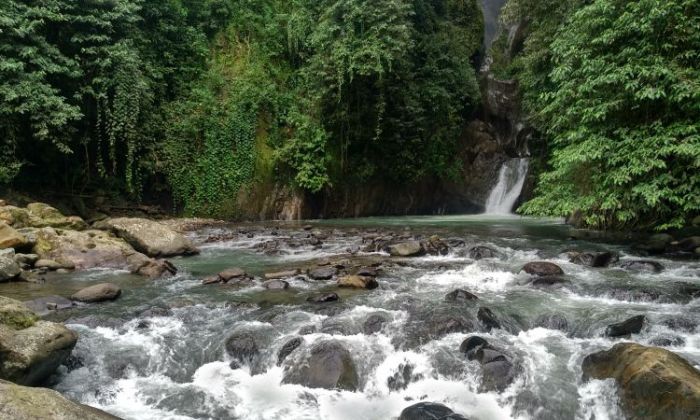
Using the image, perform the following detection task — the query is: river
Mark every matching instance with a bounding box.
[2,215,697,419]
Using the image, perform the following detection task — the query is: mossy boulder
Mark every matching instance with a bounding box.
[0,203,86,231]
[582,343,700,419]
[0,296,39,329]
[0,380,119,419]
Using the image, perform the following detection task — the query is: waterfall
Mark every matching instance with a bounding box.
[484,158,529,214]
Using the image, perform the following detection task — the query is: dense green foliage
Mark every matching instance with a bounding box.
[1,0,483,217]
[499,0,700,229]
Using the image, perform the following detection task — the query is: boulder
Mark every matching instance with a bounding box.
[459,336,518,392]
[306,293,339,303]
[218,268,246,282]
[34,259,65,270]
[363,313,388,334]
[282,340,358,391]
[356,266,379,277]
[677,236,700,252]
[337,275,378,289]
[0,380,119,420]
[445,289,478,303]
[567,251,618,267]
[634,233,674,254]
[26,203,88,230]
[71,283,122,303]
[0,297,77,385]
[605,315,645,337]
[264,269,299,279]
[14,253,39,267]
[95,217,198,257]
[23,296,75,316]
[468,245,499,260]
[308,267,337,280]
[135,259,177,279]
[277,337,303,365]
[0,254,21,282]
[387,241,424,257]
[0,221,27,249]
[225,331,259,364]
[423,236,449,256]
[534,314,569,331]
[581,343,700,419]
[619,260,664,273]
[521,261,564,276]
[398,402,468,420]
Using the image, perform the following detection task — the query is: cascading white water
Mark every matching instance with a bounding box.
[484,158,529,214]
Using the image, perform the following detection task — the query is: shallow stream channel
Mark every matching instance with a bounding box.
[2,215,698,419]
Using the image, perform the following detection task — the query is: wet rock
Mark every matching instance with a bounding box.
[277,337,303,365]
[308,267,337,280]
[201,275,221,285]
[678,283,700,299]
[414,312,476,341]
[567,251,619,267]
[534,314,569,331]
[677,236,700,252]
[136,258,177,279]
[468,245,499,260]
[95,217,199,257]
[634,233,674,254]
[0,253,20,282]
[0,297,77,385]
[581,343,700,419]
[605,287,660,302]
[445,289,479,302]
[264,269,299,279]
[282,340,358,391]
[225,332,259,364]
[139,306,172,318]
[218,267,246,282]
[14,253,39,267]
[619,260,664,273]
[337,275,378,289]
[477,307,501,331]
[649,336,685,347]
[0,380,119,419]
[356,266,379,277]
[71,283,122,303]
[0,221,27,249]
[263,279,289,290]
[398,402,468,420]
[387,363,423,391]
[306,293,339,303]
[23,295,74,316]
[661,317,697,332]
[521,261,564,276]
[423,235,449,256]
[363,313,388,334]
[388,241,424,257]
[605,315,645,337]
[459,335,518,392]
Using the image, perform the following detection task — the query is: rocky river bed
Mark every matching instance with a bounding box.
[1,207,699,420]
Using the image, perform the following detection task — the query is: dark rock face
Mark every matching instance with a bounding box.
[225,332,259,364]
[308,267,337,280]
[521,262,564,276]
[477,307,501,331]
[460,336,518,392]
[605,315,645,337]
[619,260,664,273]
[445,289,479,303]
[568,251,618,267]
[363,314,388,334]
[282,340,358,391]
[71,283,122,303]
[534,314,569,331]
[306,293,339,303]
[468,246,499,260]
[581,343,700,419]
[398,402,468,420]
[277,337,303,365]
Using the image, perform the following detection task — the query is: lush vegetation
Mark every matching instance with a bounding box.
[1,0,484,216]
[497,0,700,230]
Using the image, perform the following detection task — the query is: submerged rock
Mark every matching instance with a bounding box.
[23,295,75,316]
[306,293,339,303]
[477,307,501,331]
[337,275,378,289]
[225,332,259,364]
[605,315,645,337]
[264,269,299,279]
[218,268,247,282]
[468,245,499,260]
[282,340,358,391]
[0,380,119,419]
[445,289,479,302]
[581,343,700,419]
[308,267,337,280]
[398,402,468,420]
[363,313,388,334]
[71,283,122,303]
[95,217,198,257]
[619,260,664,273]
[534,313,569,331]
[521,261,564,276]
